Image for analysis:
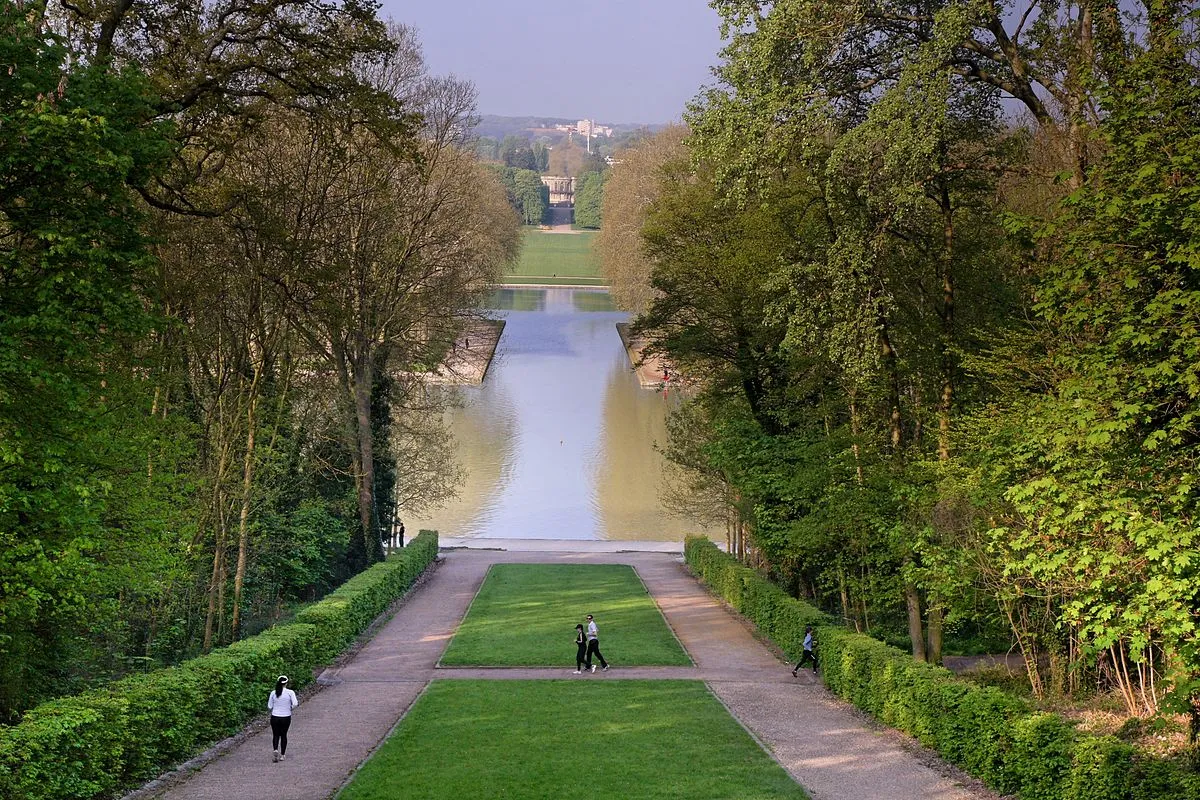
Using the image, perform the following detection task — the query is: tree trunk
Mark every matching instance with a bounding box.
[906,583,927,662]
[230,390,258,641]
[848,395,865,486]
[926,604,943,665]
[202,426,232,652]
[353,356,383,564]
[839,570,860,632]
[879,317,902,453]
[937,175,955,462]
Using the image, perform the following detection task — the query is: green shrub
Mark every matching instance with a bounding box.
[683,536,1198,800]
[0,530,438,800]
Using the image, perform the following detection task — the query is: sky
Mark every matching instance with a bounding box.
[376,0,725,124]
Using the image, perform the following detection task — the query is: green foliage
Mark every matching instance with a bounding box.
[685,537,1200,800]
[500,135,537,170]
[0,531,438,800]
[486,165,549,225]
[0,3,192,717]
[969,20,1200,712]
[573,170,606,228]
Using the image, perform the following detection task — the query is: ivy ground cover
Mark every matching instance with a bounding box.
[438,564,690,666]
[337,680,808,800]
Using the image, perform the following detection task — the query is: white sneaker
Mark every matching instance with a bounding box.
[573,670,581,674]
[602,665,609,671]
[590,664,596,673]
[279,754,286,762]
[273,749,279,763]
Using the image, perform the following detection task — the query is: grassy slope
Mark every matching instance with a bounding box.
[504,229,604,285]
[338,680,809,800]
[439,564,690,666]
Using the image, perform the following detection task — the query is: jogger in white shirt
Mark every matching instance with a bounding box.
[267,675,299,762]
[584,614,609,672]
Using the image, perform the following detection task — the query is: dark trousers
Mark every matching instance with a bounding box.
[793,649,817,673]
[270,715,291,755]
[576,644,588,670]
[585,639,608,669]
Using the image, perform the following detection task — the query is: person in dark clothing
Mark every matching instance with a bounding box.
[584,614,609,672]
[791,625,818,675]
[573,623,588,674]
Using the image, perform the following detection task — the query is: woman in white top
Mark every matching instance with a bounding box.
[267,675,299,762]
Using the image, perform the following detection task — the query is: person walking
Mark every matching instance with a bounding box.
[573,623,588,674]
[791,625,818,675]
[268,675,299,762]
[584,614,609,673]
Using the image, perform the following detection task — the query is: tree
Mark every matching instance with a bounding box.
[512,169,549,225]
[595,126,687,314]
[266,39,519,566]
[573,170,607,229]
[0,3,183,716]
[501,135,537,170]
[973,13,1200,714]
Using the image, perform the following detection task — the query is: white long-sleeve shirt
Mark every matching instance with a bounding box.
[268,688,299,717]
[587,620,599,641]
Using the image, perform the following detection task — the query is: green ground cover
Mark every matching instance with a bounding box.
[439,564,690,666]
[337,680,809,800]
[504,230,603,285]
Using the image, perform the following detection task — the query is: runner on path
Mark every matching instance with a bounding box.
[584,613,609,673]
[267,675,299,762]
[791,625,818,675]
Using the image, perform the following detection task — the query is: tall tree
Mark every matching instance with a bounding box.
[0,3,181,716]
[573,170,607,229]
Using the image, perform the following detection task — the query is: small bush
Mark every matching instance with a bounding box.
[0,530,438,800]
[683,536,1198,800]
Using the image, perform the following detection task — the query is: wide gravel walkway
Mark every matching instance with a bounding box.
[134,546,995,800]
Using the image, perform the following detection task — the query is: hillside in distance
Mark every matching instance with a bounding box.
[476,114,668,140]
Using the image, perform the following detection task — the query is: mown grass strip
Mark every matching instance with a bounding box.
[506,230,602,284]
[338,680,809,800]
[439,564,690,667]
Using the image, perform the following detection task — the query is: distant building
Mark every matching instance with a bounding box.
[576,119,613,138]
[540,175,575,206]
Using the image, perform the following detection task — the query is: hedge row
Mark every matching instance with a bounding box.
[684,536,1200,800]
[0,530,439,800]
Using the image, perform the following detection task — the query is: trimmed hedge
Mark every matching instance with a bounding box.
[684,536,1200,800]
[0,530,439,800]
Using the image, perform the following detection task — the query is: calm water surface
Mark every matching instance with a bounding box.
[405,287,694,541]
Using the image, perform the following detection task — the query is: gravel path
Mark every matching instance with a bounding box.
[133,547,997,800]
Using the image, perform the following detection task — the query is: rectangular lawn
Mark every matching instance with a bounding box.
[337,680,809,800]
[439,564,690,666]
[505,230,602,285]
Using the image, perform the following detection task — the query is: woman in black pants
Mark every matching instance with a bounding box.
[267,675,299,762]
[573,624,588,674]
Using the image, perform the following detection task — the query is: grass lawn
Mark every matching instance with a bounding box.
[337,680,809,800]
[439,564,690,666]
[505,229,603,285]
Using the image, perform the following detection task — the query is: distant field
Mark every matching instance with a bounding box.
[440,564,689,667]
[504,229,604,285]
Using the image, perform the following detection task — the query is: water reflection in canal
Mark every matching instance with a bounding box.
[403,287,696,541]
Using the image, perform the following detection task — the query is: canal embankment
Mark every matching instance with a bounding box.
[616,321,670,388]
[423,318,504,385]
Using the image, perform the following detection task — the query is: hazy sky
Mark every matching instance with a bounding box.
[377,0,725,124]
